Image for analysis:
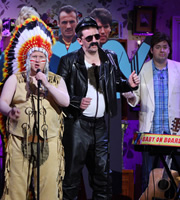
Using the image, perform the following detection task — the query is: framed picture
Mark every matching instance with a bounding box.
[133,6,156,35]
[109,20,119,39]
[52,27,59,40]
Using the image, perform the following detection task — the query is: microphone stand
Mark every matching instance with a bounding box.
[37,80,41,200]
[107,110,111,200]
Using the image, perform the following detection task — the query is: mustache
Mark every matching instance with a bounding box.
[89,42,99,48]
[65,28,73,31]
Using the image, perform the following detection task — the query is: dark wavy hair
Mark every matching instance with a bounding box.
[150,32,172,58]
[89,8,112,27]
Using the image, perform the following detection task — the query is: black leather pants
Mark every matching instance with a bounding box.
[62,116,112,200]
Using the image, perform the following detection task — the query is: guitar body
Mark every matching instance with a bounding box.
[139,168,179,200]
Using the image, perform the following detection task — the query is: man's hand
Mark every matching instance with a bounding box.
[8,107,20,121]
[122,92,135,100]
[35,70,49,88]
[80,97,92,110]
[128,71,140,88]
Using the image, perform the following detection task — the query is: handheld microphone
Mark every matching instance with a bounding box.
[36,69,42,88]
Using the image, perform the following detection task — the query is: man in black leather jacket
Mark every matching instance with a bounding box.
[57,16,139,200]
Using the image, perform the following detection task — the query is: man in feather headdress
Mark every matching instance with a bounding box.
[0,16,69,200]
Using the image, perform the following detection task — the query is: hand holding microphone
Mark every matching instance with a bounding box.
[36,68,49,89]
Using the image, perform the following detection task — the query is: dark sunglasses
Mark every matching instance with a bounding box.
[84,34,100,42]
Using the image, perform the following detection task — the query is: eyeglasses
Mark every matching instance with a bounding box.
[84,34,100,42]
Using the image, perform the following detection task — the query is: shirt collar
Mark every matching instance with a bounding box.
[152,59,168,72]
[59,35,77,44]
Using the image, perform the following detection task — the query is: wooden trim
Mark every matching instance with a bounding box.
[172,16,180,62]
[121,169,134,200]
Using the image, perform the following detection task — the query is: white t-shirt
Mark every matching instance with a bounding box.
[82,60,105,118]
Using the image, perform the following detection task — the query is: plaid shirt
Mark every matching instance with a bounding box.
[150,60,170,134]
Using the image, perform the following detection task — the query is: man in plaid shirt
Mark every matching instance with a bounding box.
[123,32,180,195]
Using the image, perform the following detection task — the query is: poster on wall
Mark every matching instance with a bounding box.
[133,6,156,35]
[52,28,59,40]
[109,20,123,39]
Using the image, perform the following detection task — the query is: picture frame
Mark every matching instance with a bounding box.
[52,27,59,40]
[133,6,156,35]
[109,20,120,39]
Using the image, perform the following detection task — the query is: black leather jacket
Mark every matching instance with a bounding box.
[57,47,134,118]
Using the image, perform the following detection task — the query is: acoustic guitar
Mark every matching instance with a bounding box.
[139,118,180,200]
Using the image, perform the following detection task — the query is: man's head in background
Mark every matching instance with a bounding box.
[58,5,78,42]
[89,8,112,45]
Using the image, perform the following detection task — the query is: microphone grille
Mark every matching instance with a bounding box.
[36,69,41,73]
